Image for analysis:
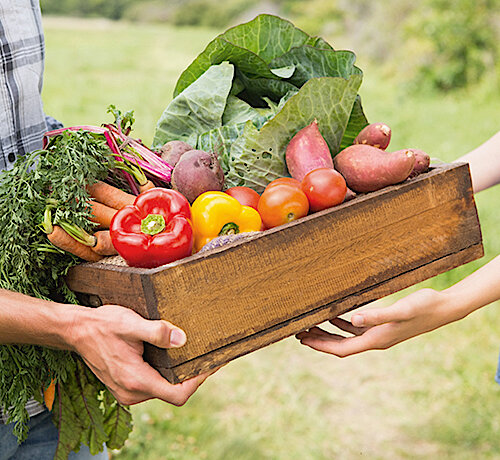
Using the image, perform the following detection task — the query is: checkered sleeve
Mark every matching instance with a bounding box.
[0,0,50,422]
[0,0,48,170]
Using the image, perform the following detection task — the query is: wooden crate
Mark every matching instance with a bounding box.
[66,163,483,383]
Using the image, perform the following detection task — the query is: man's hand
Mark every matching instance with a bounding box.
[66,304,212,406]
[296,288,462,357]
[0,290,215,406]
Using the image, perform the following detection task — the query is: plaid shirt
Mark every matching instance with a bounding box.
[0,0,51,422]
[0,0,48,170]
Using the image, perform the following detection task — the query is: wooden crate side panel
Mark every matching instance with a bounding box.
[150,165,481,364]
[66,265,151,318]
[154,243,483,383]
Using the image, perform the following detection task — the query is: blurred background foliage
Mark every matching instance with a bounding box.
[40,0,500,92]
[40,2,500,458]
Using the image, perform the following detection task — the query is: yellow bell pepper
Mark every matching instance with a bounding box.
[191,191,262,252]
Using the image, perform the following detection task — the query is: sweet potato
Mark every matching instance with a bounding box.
[393,148,430,178]
[285,119,333,181]
[159,141,194,167]
[354,123,391,150]
[171,150,225,203]
[334,144,415,193]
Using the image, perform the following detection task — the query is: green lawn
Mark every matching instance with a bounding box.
[42,17,500,459]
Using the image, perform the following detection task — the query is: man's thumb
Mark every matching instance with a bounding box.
[143,320,187,348]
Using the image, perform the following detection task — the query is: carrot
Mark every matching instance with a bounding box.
[43,379,56,411]
[139,180,156,194]
[89,201,117,229]
[88,181,135,210]
[47,225,103,262]
[92,230,118,256]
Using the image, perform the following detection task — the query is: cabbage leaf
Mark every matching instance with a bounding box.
[154,14,369,191]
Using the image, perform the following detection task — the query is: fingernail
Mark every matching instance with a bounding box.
[170,328,186,347]
[352,315,365,327]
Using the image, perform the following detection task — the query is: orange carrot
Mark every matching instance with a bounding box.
[139,180,156,194]
[92,230,118,256]
[89,201,117,228]
[47,226,103,262]
[44,379,56,411]
[88,181,135,210]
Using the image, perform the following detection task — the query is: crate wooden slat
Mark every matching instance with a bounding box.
[66,163,483,383]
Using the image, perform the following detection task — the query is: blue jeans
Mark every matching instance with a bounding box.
[0,410,107,460]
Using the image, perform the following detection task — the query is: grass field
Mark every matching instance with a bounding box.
[42,17,500,459]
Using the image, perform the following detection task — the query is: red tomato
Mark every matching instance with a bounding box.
[301,168,347,212]
[266,177,301,190]
[225,186,260,210]
[258,184,309,229]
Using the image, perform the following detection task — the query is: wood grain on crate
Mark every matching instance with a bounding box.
[67,163,483,383]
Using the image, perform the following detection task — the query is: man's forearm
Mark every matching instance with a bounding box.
[0,289,210,405]
[0,289,80,349]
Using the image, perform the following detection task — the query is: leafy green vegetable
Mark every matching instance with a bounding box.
[223,75,363,191]
[0,131,132,457]
[155,14,369,191]
[152,61,234,149]
[174,16,314,94]
[222,96,268,127]
[341,96,369,150]
[270,47,359,85]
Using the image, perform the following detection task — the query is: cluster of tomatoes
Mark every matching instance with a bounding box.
[225,167,347,230]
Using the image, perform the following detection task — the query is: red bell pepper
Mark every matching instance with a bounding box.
[110,188,193,268]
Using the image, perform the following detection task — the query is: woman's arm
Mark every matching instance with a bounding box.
[297,131,500,356]
[456,130,500,192]
[296,255,500,357]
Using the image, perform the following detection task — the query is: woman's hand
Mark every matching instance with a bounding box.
[297,256,500,358]
[296,288,465,357]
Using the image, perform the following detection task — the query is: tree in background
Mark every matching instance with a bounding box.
[41,0,134,20]
[41,0,500,91]
[405,0,499,91]
[276,0,345,36]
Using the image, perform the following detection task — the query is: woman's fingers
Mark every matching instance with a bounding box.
[297,290,447,357]
[296,317,368,342]
[296,318,368,343]
[297,321,401,357]
[330,317,368,335]
[350,302,412,328]
[298,332,376,358]
[296,326,345,341]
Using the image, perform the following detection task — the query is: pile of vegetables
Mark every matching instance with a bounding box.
[0,129,132,459]
[152,14,368,193]
[0,14,431,459]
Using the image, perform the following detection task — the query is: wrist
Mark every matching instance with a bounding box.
[33,301,88,351]
[438,286,474,323]
[60,304,93,352]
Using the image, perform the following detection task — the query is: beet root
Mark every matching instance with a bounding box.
[171,150,225,203]
[159,140,194,167]
[334,144,415,193]
[354,123,392,150]
[285,119,333,181]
